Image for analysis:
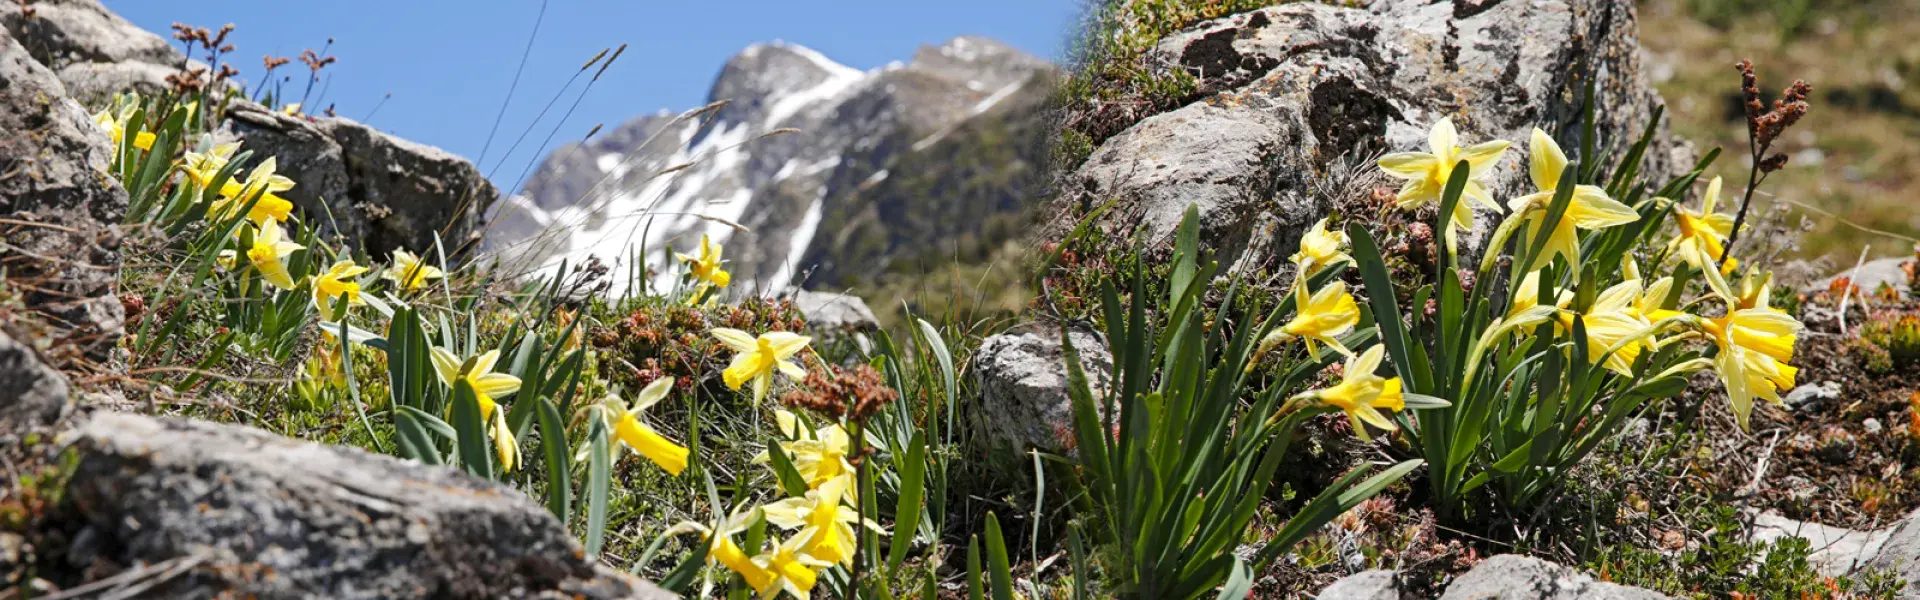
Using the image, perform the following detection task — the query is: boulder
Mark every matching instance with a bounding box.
[1053,0,1690,275]
[222,100,499,258]
[0,33,127,361]
[52,412,674,599]
[793,290,880,332]
[1438,555,1671,600]
[968,324,1112,457]
[1316,569,1401,600]
[0,329,70,433]
[2,0,186,104]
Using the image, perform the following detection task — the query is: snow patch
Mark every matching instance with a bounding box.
[764,191,827,289]
[596,153,622,173]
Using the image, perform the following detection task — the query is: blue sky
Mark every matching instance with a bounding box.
[104,1,1080,192]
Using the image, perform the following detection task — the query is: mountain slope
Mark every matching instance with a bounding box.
[492,37,1054,301]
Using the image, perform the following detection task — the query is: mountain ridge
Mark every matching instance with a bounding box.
[490,36,1053,299]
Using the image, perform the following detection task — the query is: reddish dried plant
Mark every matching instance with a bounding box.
[1720,60,1813,267]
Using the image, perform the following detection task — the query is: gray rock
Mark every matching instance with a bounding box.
[2,0,188,106]
[1861,507,1920,597]
[0,0,181,69]
[1784,380,1841,410]
[57,412,674,599]
[1055,0,1690,274]
[968,324,1112,457]
[0,330,70,432]
[1317,569,1401,599]
[793,290,880,332]
[222,100,499,258]
[1439,555,1671,599]
[1814,257,1912,300]
[1750,510,1889,578]
[0,33,127,361]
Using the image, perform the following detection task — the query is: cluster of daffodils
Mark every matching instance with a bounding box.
[675,407,877,600]
[1375,118,1799,429]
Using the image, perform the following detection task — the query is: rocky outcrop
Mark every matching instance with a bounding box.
[1,0,186,104]
[51,412,673,599]
[792,290,880,332]
[1054,0,1690,276]
[0,33,127,362]
[0,330,70,433]
[222,100,499,259]
[968,324,1112,458]
[1862,507,1920,599]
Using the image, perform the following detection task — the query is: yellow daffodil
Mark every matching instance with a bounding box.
[761,475,874,567]
[243,221,304,290]
[712,328,810,403]
[1557,279,1656,377]
[1271,281,1361,357]
[755,409,856,489]
[312,259,369,313]
[184,141,243,190]
[429,348,522,413]
[1505,271,1570,327]
[679,508,777,593]
[209,157,297,226]
[280,102,303,116]
[384,249,445,291]
[678,234,732,289]
[1697,278,1802,429]
[1377,117,1511,241]
[92,106,155,151]
[578,378,691,476]
[1506,129,1640,271]
[751,533,833,600]
[1291,218,1351,277]
[1292,346,1405,441]
[429,347,524,471]
[1665,176,1739,277]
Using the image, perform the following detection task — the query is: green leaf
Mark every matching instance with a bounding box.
[967,535,985,600]
[1216,556,1253,600]
[1349,224,1419,392]
[535,397,572,521]
[393,406,444,465]
[985,513,1015,600]
[657,535,710,593]
[448,380,494,480]
[765,439,810,498]
[887,433,928,573]
[584,417,613,558]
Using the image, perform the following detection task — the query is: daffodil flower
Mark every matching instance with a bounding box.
[761,474,878,567]
[384,249,445,291]
[678,234,733,289]
[1264,281,1361,357]
[243,221,304,290]
[1292,346,1405,441]
[1291,218,1350,277]
[1505,271,1570,328]
[751,533,833,600]
[92,106,155,151]
[755,409,856,489]
[712,328,810,403]
[1555,279,1657,377]
[1696,274,1802,429]
[209,157,296,226]
[184,141,242,191]
[1665,176,1739,277]
[312,259,369,313]
[1377,117,1512,243]
[678,507,777,594]
[429,348,522,415]
[1507,128,1640,271]
[577,378,691,476]
[429,347,525,471]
